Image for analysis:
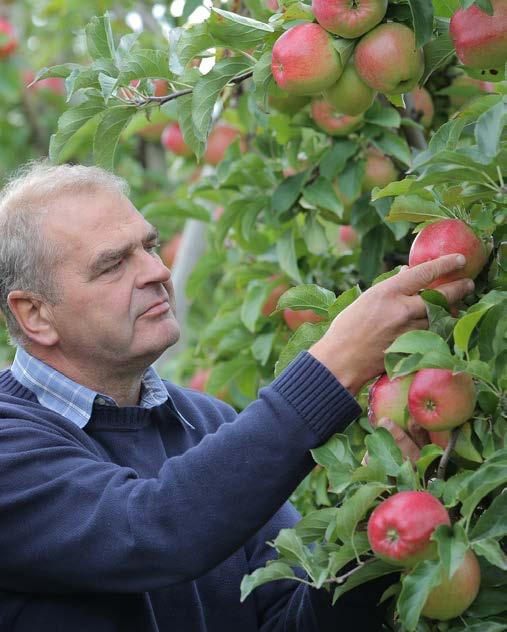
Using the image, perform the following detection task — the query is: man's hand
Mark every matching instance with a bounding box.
[309,254,473,394]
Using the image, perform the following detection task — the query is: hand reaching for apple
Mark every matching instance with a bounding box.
[309,254,474,394]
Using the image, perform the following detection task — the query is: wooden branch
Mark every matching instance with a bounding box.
[437,427,460,480]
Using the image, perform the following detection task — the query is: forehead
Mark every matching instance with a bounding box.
[43,190,149,252]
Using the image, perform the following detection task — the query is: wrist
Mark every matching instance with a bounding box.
[308,340,363,396]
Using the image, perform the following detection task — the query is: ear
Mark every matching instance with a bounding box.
[7,291,59,347]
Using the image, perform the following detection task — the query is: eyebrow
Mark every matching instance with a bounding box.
[88,225,160,277]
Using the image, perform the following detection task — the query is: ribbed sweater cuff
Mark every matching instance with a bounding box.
[271,351,362,443]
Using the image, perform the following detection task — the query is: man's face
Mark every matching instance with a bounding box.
[42,190,180,370]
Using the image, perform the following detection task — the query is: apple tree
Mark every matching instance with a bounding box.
[4,0,507,628]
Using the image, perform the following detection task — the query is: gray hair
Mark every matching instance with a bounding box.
[0,160,129,346]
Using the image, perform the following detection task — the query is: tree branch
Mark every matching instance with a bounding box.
[437,427,460,480]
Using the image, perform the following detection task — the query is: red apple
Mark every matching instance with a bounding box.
[310,99,363,136]
[338,225,359,247]
[267,0,279,11]
[161,123,193,157]
[421,550,481,621]
[324,59,376,116]
[428,429,450,450]
[283,308,325,331]
[362,147,398,192]
[408,369,476,432]
[160,233,183,268]
[368,491,451,567]
[368,373,415,430]
[312,0,387,39]
[271,23,344,96]
[410,86,434,127]
[262,279,290,317]
[0,18,17,59]
[189,368,211,391]
[450,0,507,70]
[203,124,246,166]
[355,23,425,95]
[152,79,168,97]
[408,219,489,288]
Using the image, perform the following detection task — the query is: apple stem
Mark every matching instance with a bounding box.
[437,427,460,480]
[327,558,376,585]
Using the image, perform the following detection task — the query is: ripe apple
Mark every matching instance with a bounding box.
[428,429,450,450]
[312,0,387,39]
[160,233,182,268]
[355,23,424,95]
[337,225,359,249]
[161,123,193,157]
[0,18,17,59]
[271,23,344,96]
[368,373,415,430]
[324,60,376,116]
[408,369,476,432]
[408,218,489,288]
[203,124,246,166]
[450,0,507,69]
[362,147,398,192]
[283,308,325,331]
[311,99,363,136]
[152,79,168,97]
[267,0,279,11]
[421,550,481,621]
[448,74,494,108]
[410,86,434,127]
[189,368,211,391]
[262,278,290,317]
[368,491,451,567]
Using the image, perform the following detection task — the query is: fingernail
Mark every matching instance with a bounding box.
[456,255,466,267]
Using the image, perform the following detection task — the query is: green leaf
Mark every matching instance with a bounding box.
[143,199,210,222]
[359,225,385,284]
[49,97,106,163]
[422,32,455,84]
[365,428,403,476]
[470,491,507,541]
[303,177,343,216]
[397,560,442,631]
[207,355,256,395]
[472,538,507,571]
[459,448,507,524]
[241,280,271,332]
[169,25,215,76]
[364,102,401,128]
[294,508,340,544]
[407,0,434,47]
[240,561,295,602]
[94,105,136,170]
[374,132,411,167]
[327,533,372,576]
[454,305,494,355]
[275,284,335,314]
[333,560,397,604]
[85,14,116,62]
[253,51,273,111]
[176,92,206,159]
[416,444,443,480]
[275,322,329,375]
[319,141,358,180]
[328,286,361,319]
[192,57,252,141]
[117,49,172,84]
[33,63,84,82]
[209,8,274,48]
[432,523,468,578]
[251,332,276,366]
[333,483,387,543]
[271,529,314,574]
[387,195,446,223]
[475,99,507,159]
[371,177,421,201]
[386,330,451,357]
[396,459,419,491]
[277,227,302,284]
[272,170,309,214]
[116,32,140,61]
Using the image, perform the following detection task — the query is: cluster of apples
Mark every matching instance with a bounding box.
[369,217,489,444]
[367,490,481,621]
[271,0,424,131]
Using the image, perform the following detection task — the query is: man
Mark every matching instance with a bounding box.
[0,161,473,631]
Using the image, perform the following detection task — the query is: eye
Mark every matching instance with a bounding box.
[146,242,160,254]
[103,259,123,274]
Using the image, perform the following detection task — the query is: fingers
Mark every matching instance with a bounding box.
[377,418,421,463]
[389,254,467,295]
[407,417,430,448]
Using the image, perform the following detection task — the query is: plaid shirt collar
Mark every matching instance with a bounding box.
[10,347,188,430]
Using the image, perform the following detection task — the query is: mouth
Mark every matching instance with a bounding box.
[140,299,171,317]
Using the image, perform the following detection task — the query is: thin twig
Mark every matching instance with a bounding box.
[437,427,460,479]
[325,558,376,585]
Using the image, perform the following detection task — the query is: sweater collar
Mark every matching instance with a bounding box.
[10,347,173,429]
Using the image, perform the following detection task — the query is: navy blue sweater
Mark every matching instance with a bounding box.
[0,352,388,631]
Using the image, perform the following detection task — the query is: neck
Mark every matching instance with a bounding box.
[24,345,145,407]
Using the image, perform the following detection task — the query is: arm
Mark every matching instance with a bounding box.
[0,352,359,595]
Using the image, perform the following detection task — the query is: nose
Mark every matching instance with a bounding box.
[135,249,172,288]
